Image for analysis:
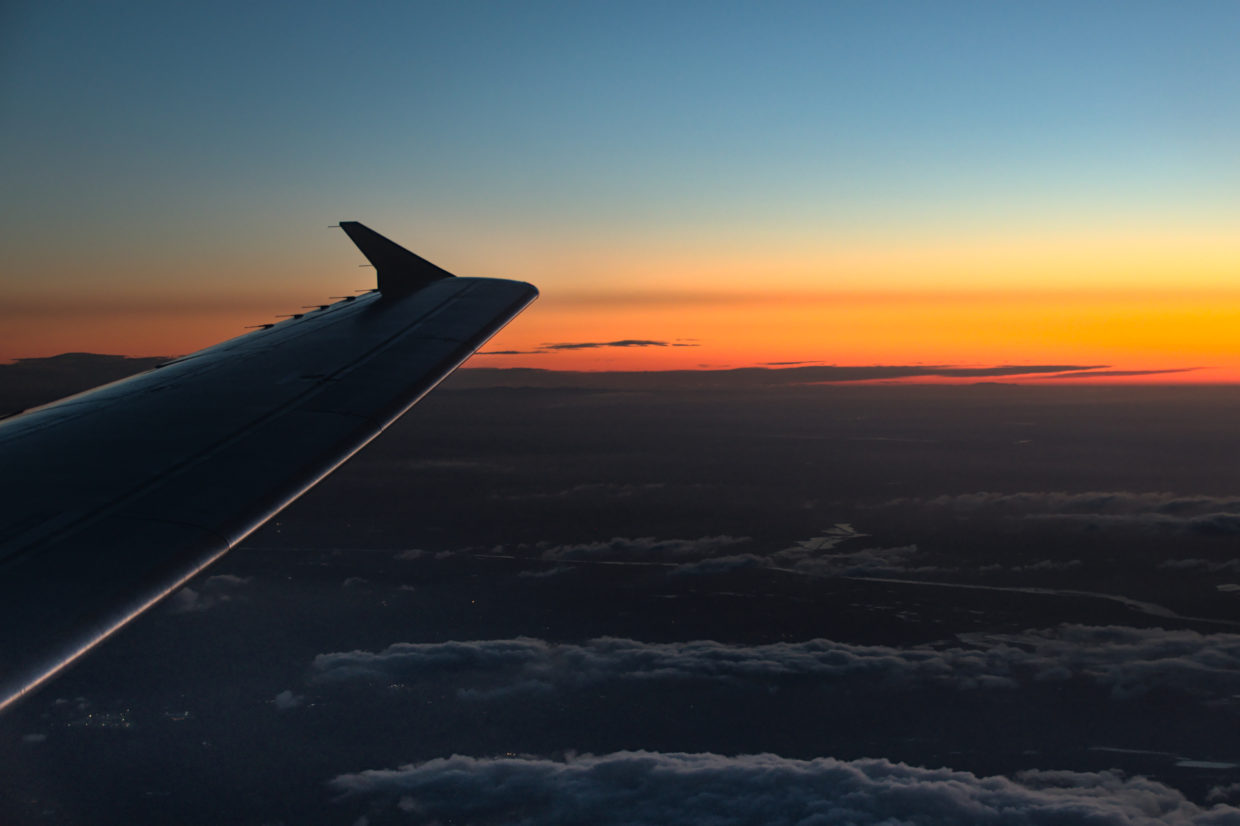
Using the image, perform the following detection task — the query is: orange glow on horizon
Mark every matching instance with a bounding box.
[5,254,1240,385]
[7,285,1240,385]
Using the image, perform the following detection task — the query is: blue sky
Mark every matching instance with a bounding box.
[6,1,1235,234]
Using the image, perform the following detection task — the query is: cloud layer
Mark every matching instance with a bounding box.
[889,491,1240,536]
[330,750,1240,825]
[313,626,1240,700]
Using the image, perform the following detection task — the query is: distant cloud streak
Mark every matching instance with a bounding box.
[891,491,1240,535]
[896,490,1240,515]
[1032,368,1201,380]
[482,340,700,355]
[455,364,1129,388]
[544,340,691,350]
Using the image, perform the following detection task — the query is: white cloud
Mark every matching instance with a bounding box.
[203,574,250,587]
[394,549,426,560]
[329,751,1240,825]
[273,690,303,711]
[313,626,1240,700]
[667,554,769,577]
[166,573,251,614]
[166,587,208,614]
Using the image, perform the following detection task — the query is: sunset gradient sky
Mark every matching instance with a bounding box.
[2,1,1237,381]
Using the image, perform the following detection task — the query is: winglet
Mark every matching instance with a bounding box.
[338,221,454,294]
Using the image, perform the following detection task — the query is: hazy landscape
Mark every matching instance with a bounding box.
[4,356,1240,823]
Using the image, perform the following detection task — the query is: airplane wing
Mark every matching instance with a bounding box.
[0,222,537,711]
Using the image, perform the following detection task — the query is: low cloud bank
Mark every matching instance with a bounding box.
[330,750,1240,825]
[314,626,1240,700]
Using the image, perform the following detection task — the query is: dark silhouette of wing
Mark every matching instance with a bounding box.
[0,223,537,711]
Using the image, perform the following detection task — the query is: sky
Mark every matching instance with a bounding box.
[2,1,1239,379]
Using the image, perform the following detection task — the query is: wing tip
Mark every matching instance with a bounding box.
[337,221,454,294]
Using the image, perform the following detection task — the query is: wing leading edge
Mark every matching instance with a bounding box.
[0,223,537,711]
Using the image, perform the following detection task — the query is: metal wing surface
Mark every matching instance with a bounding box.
[0,222,538,710]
